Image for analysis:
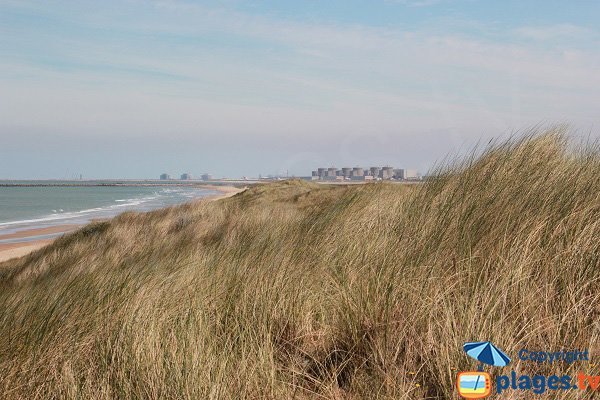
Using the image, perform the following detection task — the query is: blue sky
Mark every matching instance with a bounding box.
[1,0,599,179]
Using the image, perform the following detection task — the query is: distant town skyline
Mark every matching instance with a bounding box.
[1,1,599,179]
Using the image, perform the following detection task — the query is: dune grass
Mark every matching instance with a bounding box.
[1,127,600,399]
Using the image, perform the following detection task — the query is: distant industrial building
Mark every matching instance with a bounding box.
[201,173,213,181]
[395,169,419,180]
[311,165,420,181]
[380,166,394,180]
[352,167,364,177]
[180,173,193,180]
[351,175,374,181]
[160,173,171,180]
[369,167,380,178]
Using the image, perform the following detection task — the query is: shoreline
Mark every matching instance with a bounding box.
[0,185,245,264]
[0,180,258,187]
[0,224,80,243]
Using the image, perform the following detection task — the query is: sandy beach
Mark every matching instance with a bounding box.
[0,224,79,242]
[200,185,246,201]
[0,225,80,263]
[0,185,246,264]
[0,241,55,263]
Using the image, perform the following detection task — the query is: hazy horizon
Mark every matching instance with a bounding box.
[2,1,599,179]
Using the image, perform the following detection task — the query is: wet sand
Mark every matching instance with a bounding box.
[0,225,79,263]
[0,225,80,242]
[0,186,246,263]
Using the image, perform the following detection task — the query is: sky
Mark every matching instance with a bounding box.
[1,0,599,179]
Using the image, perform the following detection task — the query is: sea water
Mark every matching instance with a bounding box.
[0,181,217,240]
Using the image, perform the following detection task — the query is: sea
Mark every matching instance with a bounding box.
[0,181,218,243]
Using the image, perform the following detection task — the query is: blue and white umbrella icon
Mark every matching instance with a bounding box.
[463,341,511,368]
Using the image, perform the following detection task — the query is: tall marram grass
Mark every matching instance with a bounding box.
[1,127,600,399]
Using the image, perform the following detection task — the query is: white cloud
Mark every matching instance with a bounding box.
[513,24,597,41]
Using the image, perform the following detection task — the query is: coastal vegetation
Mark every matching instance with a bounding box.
[1,127,599,399]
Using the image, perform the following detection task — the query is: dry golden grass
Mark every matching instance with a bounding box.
[1,127,599,399]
